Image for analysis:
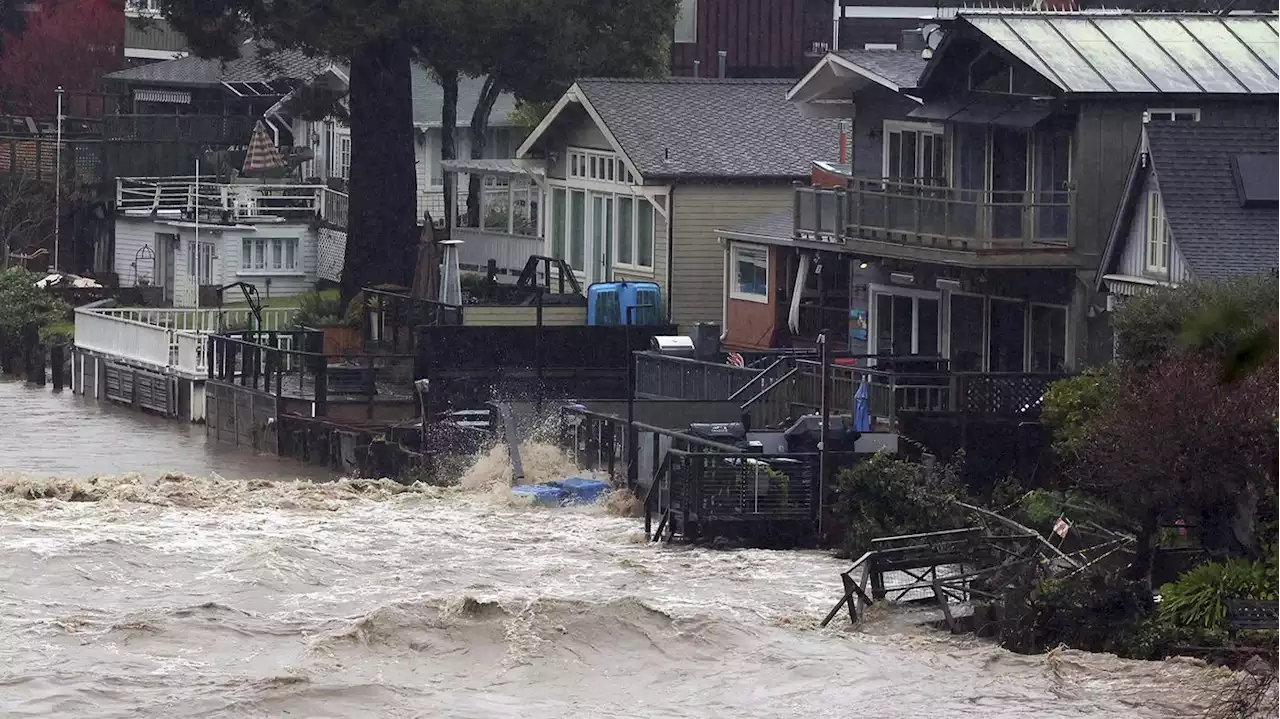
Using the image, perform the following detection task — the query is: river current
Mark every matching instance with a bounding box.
[0,379,1257,718]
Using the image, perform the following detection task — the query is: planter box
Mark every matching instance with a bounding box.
[319,324,361,361]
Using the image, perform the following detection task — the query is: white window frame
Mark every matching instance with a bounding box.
[867,283,942,357]
[334,133,352,180]
[187,239,215,285]
[1029,301,1070,373]
[864,43,898,50]
[567,147,635,186]
[729,243,769,304]
[882,120,949,182]
[612,195,656,272]
[1144,108,1201,123]
[674,0,698,44]
[1145,188,1169,274]
[240,237,300,274]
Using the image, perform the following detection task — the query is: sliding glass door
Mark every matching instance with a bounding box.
[870,287,940,358]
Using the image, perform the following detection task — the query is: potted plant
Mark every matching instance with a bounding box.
[294,290,362,361]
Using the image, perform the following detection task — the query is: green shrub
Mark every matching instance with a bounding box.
[293,290,359,329]
[0,267,69,348]
[1159,559,1278,631]
[833,450,969,558]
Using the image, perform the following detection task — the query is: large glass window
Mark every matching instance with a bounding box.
[241,238,299,272]
[674,0,697,43]
[731,245,768,302]
[616,197,634,265]
[550,187,566,260]
[873,291,940,356]
[1030,304,1067,372]
[568,190,586,271]
[949,294,985,371]
[884,122,948,183]
[988,298,1026,372]
[1146,189,1168,273]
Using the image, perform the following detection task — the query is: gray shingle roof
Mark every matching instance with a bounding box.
[833,50,928,90]
[410,68,517,128]
[1147,123,1279,281]
[718,212,794,241]
[575,78,837,180]
[105,41,334,87]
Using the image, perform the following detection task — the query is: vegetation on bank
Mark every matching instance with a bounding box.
[0,267,69,352]
[832,277,1278,670]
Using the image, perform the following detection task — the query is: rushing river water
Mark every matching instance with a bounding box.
[0,379,1255,718]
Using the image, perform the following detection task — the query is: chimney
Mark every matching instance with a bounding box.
[900,28,926,53]
[717,50,727,79]
[693,59,701,78]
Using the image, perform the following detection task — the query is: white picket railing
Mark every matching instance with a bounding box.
[116,176,349,227]
[453,227,542,278]
[75,305,300,377]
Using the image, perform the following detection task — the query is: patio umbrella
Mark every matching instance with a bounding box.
[242,120,286,177]
[853,378,871,433]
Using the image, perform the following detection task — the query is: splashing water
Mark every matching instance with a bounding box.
[0,381,1258,718]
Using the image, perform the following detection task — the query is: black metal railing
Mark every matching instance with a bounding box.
[794,179,1075,250]
[363,288,463,353]
[207,330,415,415]
[633,351,760,400]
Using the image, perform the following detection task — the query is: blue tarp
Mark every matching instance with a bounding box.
[511,477,611,507]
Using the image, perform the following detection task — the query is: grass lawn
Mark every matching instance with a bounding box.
[223,287,333,309]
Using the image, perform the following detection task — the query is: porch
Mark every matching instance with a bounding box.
[793,180,1075,265]
[440,158,544,281]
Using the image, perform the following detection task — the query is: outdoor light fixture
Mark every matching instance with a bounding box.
[890,272,914,285]
[935,278,962,291]
[858,262,869,269]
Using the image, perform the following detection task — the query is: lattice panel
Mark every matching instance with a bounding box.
[316,227,346,282]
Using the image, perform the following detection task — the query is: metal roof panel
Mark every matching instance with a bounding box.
[964,14,1278,96]
[1003,18,1113,92]
[1048,18,1158,93]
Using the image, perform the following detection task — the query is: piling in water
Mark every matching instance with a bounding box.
[50,345,65,391]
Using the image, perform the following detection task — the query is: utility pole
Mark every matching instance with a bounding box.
[53,85,64,273]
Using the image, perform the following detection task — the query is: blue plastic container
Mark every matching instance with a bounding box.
[587,282,663,326]
[511,484,567,507]
[558,477,611,505]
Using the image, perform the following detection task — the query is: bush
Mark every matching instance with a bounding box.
[833,450,969,558]
[293,289,359,329]
[0,267,68,348]
[1042,370,1117,459]
[1159,559,1278,631]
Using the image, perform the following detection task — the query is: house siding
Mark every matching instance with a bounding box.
[849,87,921,177]
[462,306,587,326]
[724,244,779,349]
[113,217,317,306]
[1118,174,1192,285]
[1073,101,1148,261]
[669,183,794,331]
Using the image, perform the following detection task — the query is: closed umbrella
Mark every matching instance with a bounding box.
[242,121,286,177]
[853,377,871,433]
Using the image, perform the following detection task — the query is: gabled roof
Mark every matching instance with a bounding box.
[926,11,1279,95]
[786,50,928,105]
[1099,123,1280,286]
[519,78,837,181]
[105,41,336,88]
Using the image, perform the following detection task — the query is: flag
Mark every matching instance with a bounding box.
[726,351,744,367]
[1052,517,1071,539]
[242,120,286,175]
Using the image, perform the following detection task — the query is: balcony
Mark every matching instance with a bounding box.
[794,179,1076,265]
[116,176,349,228]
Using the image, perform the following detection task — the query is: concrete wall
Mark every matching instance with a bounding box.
[669,183,794,331]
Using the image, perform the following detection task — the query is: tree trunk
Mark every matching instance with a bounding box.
[465,76,502,228]
[340,38,417,308]
[438,68,459,232]
[1130,509,1160,589]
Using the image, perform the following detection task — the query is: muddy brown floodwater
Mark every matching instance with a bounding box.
[0,378,1254,718]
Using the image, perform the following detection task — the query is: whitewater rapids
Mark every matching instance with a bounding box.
[0,448,1250,719]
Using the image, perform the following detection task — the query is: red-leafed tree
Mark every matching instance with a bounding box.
[0,0,125,117]
[1072,355,1278,584]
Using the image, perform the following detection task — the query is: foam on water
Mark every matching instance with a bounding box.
[0,383,1263,718]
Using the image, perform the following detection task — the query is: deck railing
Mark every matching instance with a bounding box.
[74,304,300,377]
[117,176,349,228]
[794,179,1074,250]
